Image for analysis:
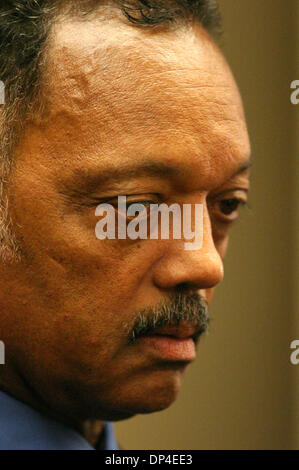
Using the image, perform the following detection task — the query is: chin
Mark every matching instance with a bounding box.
[92,369,183,421]
[66,363,186,422]
[97,393,179,422]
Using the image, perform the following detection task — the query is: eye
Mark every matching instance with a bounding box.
[208,194,248,224]
[217,197,247,221]
[219,198,242,215]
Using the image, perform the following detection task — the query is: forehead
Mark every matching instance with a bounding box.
[35,15,250,189]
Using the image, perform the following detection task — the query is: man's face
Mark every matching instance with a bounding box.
[0,16,250,422]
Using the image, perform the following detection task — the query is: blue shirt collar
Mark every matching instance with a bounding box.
[0,390,118,450]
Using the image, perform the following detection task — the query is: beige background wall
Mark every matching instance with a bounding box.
[115,0,299,449]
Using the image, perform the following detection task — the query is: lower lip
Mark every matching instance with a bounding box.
[139,335,196,362]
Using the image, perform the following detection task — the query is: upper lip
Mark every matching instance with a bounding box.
[148,322,201,340]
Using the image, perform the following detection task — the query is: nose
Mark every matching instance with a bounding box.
[152,208,224,291]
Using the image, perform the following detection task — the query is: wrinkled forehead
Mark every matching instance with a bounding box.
[34,15,250,188]
[45,15,244,118]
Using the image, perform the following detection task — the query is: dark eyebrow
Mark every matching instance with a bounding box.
[229,157,253,178]
[85,160,182,183]
[60,156,252,201]
[67,156,252,188]
[61,160,186,196]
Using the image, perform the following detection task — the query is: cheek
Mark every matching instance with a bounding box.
[7,171,160,318]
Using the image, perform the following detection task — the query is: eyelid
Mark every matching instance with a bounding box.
[210,188,249,201]
[105,194,161,205]
[102,195,161,222]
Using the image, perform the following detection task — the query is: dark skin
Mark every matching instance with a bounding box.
[0,14,250,445]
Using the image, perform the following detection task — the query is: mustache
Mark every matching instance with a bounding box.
[127,292,210,345]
